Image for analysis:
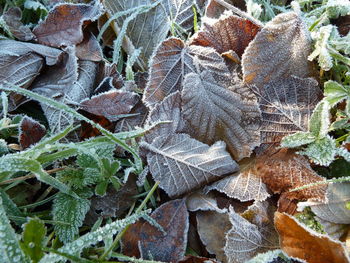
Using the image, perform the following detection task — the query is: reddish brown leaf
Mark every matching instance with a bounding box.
[178,256,219,263]
[33,3,103,47]
[79,112,114,140]
[205,0,246,19]
[190,14,261,57]
[256,148,326,202]
[76,31,103,62]
[121,220,144,258]
[275,212,350,263]
[79,90,140,122]
[139,199,189,262]
[19,116,46,150]
[3,7,35,41]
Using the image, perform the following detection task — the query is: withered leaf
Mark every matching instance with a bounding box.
[204,158,270,202]
[3,7,35,41]
[204,0,247,19]
[114,101,148,133]
[186,191,226,213]
[19,116,46,150]
[225,204,279,263]
[140,133,239,197]
[315,216,349,240]
[179,255,219,263]
[190,13,261,57]
[182,70,261,160]
[275,212,350,263]
[76,31,103,62]
[139,199,189,262]
[103,0,194,68]
[121,220,144,258]
[33,3,103,47]
[79,90,140,122]
[143,91,183,143]
[256,149,326,202]
[196,211,231,262]
[254,76,322,152]
[242,12,313,88]
[143,37,230,107]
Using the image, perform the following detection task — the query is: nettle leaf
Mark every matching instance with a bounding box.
[33,3,103,47]
[144,91,183,143]
[280,132,316,148]
[103,0,194,68]
[204,158,270,202]
[275,212,350,263]
[19,116,47,150]
[242,12,313,89]
[225,204,279,263]
[309,100,330,139]
[0,196,30,263]
[2,7,35,41]
[190,13,261,57]
[182,70,261,160]
[53,193,91,243]
[324,80,350,106]
[80,90,140,122]
[254,76,322,151]
[140,133,239,197]
[143,37,230,107]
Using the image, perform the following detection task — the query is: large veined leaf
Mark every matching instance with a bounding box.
[143,37,230,107]
[182,70,261,160]
[190,13,261,57]
[253,76,322,151]
[103,0,194,68]
[242,12,313,89]
[140,133,239,197]
[204,159,270,202]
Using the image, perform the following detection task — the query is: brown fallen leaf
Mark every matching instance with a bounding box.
[178,255,219,263]
[2,7,35,41]
[242,12,313,89]
[19,116,46,150]
[205,0,247,19]
[33,3,103,47]
[275,212,350,263]
[76,31,103,62]
[121,220,144,258]
[139,199,189,262]
[190,13,261,57]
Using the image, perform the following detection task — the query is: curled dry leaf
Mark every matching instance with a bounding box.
[143,37,230,107]
[139,199,189,262]
[253,76,322,153]
[242,12,313,89]
[190,13,261,57]
[140,133,239,197]
[186,191,226,213]
[79,90,140,122]
[204,0,247,19]
[19,116,46,150]
[2,7,35,41]
[256,148,326,202]
[204,158,270,202]
[33,3,103,47]
[182,70,261,160]
[275,212,350,263]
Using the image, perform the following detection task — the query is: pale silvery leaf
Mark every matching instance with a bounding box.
[254,76,322,151]
[309,100,330,139]
[280,132,316,148]
[298,136,337,166]
[204,159,270,202]
[182,71,261,160]
[309,182,350,224]
[315,216,349,240]
[242,12,312,89]
[140,133,239,197]
[143,37,230,107]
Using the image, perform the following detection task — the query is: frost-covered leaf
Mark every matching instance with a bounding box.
[314,216,349,240]
[254,76,322,151]
[103,0,194,68]
[280,132,316,149]
[298,136,337,166]
[182,71,261,160]
[225,205,279,263]
[309,100,330,139]
[33,3,103,47]
[197,210,231,262]
[186,191,226,213]
[139,199,189,262]
[324,80,350,106]
[242,12,313,88]
[275,212,350,263]
[256,149,326,202]
[20,218,46,263]
[204,159,270,202]
[19,116,46,150]
[140,133,239,197]
[53,193,90,243]
[76,31,103,62]
[143,37,230,107]
[2,7,35,41]
[190,13,261,57]
[0,195,30,263]
[144,91,183,143]
[204,0,247,19]
[80,90,140,122]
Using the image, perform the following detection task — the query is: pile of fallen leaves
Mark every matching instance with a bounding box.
[0,0,350,262]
